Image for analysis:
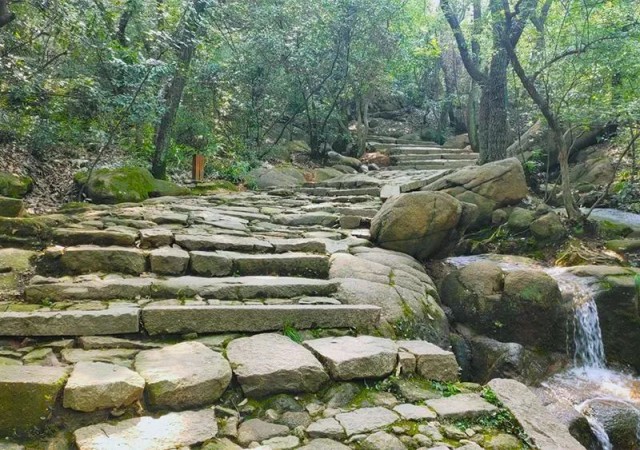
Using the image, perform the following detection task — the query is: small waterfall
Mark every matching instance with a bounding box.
[546,268,606,369]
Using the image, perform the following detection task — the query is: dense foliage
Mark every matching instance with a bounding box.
[1,0,639,187]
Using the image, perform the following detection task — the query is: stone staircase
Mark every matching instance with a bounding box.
[368,135,478,171]
[1,191,393,338]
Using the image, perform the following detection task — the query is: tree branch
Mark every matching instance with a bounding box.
[440,0,487,84]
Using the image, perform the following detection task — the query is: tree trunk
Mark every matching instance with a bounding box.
[477,50,509,164]
[152,73,188,179]
[151,0,208,179]
[355,95,370,156]
[556,129,581,219]
[467,81,480,152]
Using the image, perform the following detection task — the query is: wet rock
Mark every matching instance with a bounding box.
[74,409,217,450]
[134,341,231,409]
[63,362,145,412]
[304,336,398,380]
[226,333,329,397]
[586,398,640,450]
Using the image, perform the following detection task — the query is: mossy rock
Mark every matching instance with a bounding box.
[312,167,343,182]
[75,167,189,204]
[191,180,239,195]
[530,212,565,242]
[0,196,25,217]
[507,207,536,231]
[0,366,69,437]
[150,179,191,198]
[605,239,640,254]
[0,171,33,198]
[597,220,633,239]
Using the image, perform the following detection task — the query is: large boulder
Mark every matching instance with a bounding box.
[330,248,450,345]
[439,261,568,351]
[0,171,33,198]
[327,151,362,170]
[74,167,188,204]
[245,166,306,189]
[370,191,476,260]
[422,158,528,227]
[584,398,640,450]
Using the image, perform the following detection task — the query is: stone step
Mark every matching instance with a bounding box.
[175,234,326,253]
[191,251,330,278]
[298,187,381,197]
[395,159,477,167]
[46,246,331,279]
[142,304,381,335]
[25,275,340,302]
[0,306,140,336]
[388,161,476,170]
[368,136,440,146]
[389,147,470,155]
[392,153,478,161]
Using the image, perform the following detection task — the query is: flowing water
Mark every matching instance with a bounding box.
[446,255,640,449]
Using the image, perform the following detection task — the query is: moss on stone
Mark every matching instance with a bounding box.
[75,167,155,204]
[190,181,239,195]
[0,172,33,198]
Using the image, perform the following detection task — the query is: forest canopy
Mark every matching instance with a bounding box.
[1,0,639,188]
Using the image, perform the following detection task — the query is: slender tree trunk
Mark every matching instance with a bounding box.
[467,81,480,152]
[478,51,509,163]
[151,0,208,179]
[152,72,189,179]
[355,95,370,156]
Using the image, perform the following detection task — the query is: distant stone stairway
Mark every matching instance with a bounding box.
[368,134,478,171]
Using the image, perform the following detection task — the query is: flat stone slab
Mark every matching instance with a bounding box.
[149,246,189,275]
[141,305,380,335]
[0,365,69,436]
[226,333,329,397]
[52,228,138,246]
[306,418,345,439]
[304,336,398,380]
[222,251,330,278]
[25,276,339,301]
[134,341,231,409]
[393,403,437,420]
[63,362,145,412]
[298,439,350,450]
[59,245,147,275]
[426,393,498,419]
[335,407,398,436]
[0,307,140,336]
[175,234,273,252]
[398,340,459,382]
[73,409,217,450]
[488,378,586,450]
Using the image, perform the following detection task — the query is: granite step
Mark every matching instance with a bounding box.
[388,161,477,170]
[24,275,340,302]
[394,159,477,167]
[142,304,381,335]
[389,147,469,155]
[392,153,477,161]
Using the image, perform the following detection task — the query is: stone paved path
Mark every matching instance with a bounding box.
[0,138,585,449]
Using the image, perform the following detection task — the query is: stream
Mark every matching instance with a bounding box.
[446,255,640,449]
